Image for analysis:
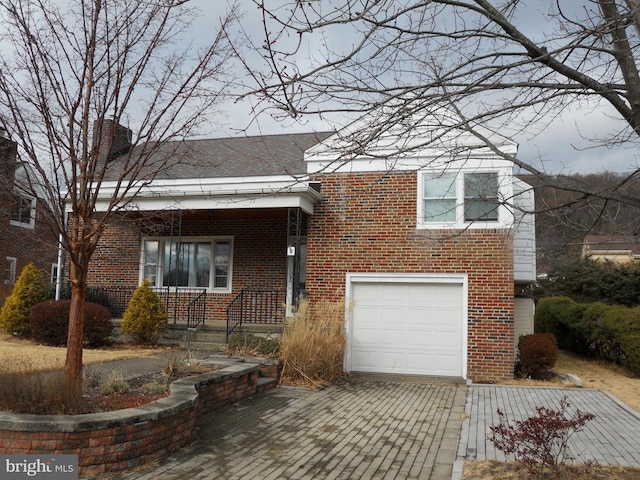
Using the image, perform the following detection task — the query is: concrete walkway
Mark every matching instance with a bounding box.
[100,377,467,480]
[457,384,640,469]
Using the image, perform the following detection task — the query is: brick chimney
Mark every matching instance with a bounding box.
[93,119,133,163]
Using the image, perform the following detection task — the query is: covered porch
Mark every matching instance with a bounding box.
[70,171,323,339]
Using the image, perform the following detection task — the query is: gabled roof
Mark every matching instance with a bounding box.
[104,131,334,181]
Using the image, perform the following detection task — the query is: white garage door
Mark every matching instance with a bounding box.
[347,275,466,378]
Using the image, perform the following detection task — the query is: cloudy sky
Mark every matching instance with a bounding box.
[162,1,640,176]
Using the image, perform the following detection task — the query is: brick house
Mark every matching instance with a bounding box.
[79,112,536,380]
[0,132,58,305]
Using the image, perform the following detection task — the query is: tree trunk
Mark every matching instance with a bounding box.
[64,262,86,396]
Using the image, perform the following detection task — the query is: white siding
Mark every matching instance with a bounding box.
[514,296,535,353]
[513,178,536,283]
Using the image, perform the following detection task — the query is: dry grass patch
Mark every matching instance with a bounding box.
[463,460,640,480]
[0,332,168,371]
[280,300,347,388]
[503,350,640,413]
[555,351,640,412]
[0,333,173,414]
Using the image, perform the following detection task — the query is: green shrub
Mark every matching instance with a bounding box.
[518,333,558,379]
[535,259,640,306]
[0,263,48,336]
[601,305,640,375]
[121,279,167,344]
[29,300,113,347]
[535,296,586,351]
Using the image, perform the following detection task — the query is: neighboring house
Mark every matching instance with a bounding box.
[582,234,640,264]
[0,132,58,305]
[79,111,536,381]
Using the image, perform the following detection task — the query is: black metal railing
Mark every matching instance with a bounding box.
[158,287,207,325]
[187,289,207,329]
[226,288,284,340]
[56,283,206,325]
[56,284,135,318]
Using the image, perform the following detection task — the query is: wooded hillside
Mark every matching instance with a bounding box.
[522,173,640,274]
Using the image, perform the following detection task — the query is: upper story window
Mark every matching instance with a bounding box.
[141,237,232,292]
[11,194,35,228]
[419,170,503,228]
[423,174,457,222]
[464,172,498,221]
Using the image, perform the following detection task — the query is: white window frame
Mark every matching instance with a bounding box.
[10,193,36,229]
[417,168,511,230]
[50,263,59,284]
[139,236,233,293]
[4,257,16,285]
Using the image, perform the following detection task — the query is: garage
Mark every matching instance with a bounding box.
[345,273,467,378]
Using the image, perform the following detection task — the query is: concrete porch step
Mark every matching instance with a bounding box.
[179,330,228,352]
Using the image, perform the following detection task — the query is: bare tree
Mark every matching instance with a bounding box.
[233,0,640,208]
[0,0,238,394]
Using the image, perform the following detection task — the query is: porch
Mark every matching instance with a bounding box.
[60,285,288,346]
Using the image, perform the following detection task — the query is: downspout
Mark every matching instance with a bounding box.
[55,233,65,300]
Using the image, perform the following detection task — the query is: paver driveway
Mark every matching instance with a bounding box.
[458,385,640,467]
[104,377,466,480]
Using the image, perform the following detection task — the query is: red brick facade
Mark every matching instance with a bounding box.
[306,171,515,380]
[88,210,293,321]
[0,136,58,305]
[91,171,517,380]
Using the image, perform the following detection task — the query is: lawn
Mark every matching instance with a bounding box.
[0,332,168,370]
[501,350,640,413]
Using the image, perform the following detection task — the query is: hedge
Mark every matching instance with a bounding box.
[535,296,640,375]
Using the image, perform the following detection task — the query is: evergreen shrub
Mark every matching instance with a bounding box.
[534,259,640,306]
[535,296,586,351]
[29,300,113,347]
[601,305,640,375]
[121,279,167,344]
[0,263,48,336]
[536,297,640,376]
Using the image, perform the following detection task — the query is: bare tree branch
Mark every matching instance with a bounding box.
[0,0,239,393]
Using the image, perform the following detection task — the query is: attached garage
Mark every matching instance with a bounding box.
[345,273,468,378]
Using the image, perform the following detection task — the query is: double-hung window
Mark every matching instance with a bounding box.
[11,194,35,228]
[142,237,232,292]
[423,174,457,222]
[464,172,498,221]
[421,171,501,227]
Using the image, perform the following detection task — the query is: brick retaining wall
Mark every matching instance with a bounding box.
[0,361,279,476]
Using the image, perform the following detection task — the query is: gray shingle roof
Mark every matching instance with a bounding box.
[104,131,334,181]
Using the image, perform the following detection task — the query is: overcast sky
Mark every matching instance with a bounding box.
[182,1,637,177]
[17,0,628,177]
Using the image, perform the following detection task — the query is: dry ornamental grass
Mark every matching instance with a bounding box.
[279,300,347,388]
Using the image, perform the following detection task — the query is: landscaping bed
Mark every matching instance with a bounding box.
[0,359,280,476]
